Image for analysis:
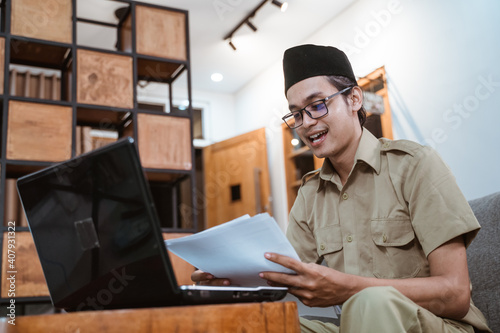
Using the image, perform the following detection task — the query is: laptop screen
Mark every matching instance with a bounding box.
[17,138,181,311]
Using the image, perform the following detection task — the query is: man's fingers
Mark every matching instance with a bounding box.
[264,252,304,273]
[191,270,213,282]
[260,271,300,287]
[191,270,230,286]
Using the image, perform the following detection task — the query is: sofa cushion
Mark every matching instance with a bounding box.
[468,191,500,332]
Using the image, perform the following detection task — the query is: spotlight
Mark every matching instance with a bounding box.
[271,0,288,12]
[245,20,257,32]
[211,73,224,82]
[228,40,237,51]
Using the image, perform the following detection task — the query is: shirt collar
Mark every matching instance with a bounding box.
[317,128,381,190]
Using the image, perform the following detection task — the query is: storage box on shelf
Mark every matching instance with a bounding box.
[124,4,187,61]
[138,113,192,171]
[10,0,72,44]
[76,49,133,109]
[6,100,72,162]
[1,231,49,298]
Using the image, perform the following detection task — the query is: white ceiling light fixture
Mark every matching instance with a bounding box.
[271,0,288,12]
[211,73,224,82]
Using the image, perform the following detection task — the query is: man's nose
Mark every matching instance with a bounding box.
[301,111,318,128]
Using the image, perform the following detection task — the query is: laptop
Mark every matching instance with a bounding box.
[17,137,287,312]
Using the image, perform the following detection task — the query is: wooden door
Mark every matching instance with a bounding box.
[203,128,272,228]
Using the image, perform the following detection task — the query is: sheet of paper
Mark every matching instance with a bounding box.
[165,213,301,286]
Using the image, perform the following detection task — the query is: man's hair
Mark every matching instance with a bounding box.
[326,75,366,127]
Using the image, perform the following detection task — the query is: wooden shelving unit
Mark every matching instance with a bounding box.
[282,67,393,212]
[0,0,196,310]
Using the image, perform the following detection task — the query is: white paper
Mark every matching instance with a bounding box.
[165,213,301,286]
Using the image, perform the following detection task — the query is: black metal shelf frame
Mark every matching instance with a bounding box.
[0,0,198,304]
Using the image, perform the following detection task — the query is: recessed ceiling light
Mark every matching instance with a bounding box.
[211,73,223,82]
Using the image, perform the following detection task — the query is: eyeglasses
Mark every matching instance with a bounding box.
[282,86,353,129]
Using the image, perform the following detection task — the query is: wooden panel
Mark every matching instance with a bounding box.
[0,302,300,333]
[137,114,192,170]
[162,233,194,286]
[136,5,187,61]
[11,0,72,44]
[0,37,4,95]
[1,231,49,298]
[204,128,272,228]
[77,49,133,109]
[6,100,72,162]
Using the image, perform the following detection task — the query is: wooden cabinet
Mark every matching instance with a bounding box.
[138,113,192,170]
[6,100,73,162]
[0,0,196,308]
[10,0,72,44]
[76,49,134,109]
[282,66,393,211]
[135,5,187,61]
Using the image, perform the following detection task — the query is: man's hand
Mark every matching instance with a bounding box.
[191,270,231,286]
[260,237,471,320]
[259,252,354,307]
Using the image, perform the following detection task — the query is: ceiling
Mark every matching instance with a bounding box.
[78,0,356,94]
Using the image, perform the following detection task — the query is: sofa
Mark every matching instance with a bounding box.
[467,191,500,332]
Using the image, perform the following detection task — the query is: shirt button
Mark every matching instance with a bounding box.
[320,244,325,250]
[346,235,353,242]
[383,234,388,243]
[383,142,390,148]
[342,193,349,200]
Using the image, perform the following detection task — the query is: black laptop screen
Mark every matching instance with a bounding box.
[17,138,181,311]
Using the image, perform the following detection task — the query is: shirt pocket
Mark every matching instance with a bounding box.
[370,219,422,279]
[314,225,343,257]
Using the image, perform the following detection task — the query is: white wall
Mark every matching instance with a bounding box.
[232,0,500,228]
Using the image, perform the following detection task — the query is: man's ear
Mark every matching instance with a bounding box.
[350,86,363,113]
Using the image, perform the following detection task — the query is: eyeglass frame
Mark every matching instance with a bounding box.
[282,86,354,129]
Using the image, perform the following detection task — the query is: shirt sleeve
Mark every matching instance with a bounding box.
[400,146,480,256]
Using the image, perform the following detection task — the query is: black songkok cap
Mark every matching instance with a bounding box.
[283,44,356,95]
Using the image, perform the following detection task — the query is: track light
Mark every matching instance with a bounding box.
[245,20,257,32]
[271,0,288,12]
[223,0,289,51]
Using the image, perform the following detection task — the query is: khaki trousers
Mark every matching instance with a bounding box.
[299,286,474,333]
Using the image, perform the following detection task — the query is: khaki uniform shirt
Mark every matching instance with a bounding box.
[286,129,490,332]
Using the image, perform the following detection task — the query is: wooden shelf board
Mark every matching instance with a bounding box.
[10,39,70,69]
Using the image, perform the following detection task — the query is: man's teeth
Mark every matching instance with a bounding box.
[309,131,327,142]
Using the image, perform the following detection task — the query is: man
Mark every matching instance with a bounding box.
[194,44,491,333]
